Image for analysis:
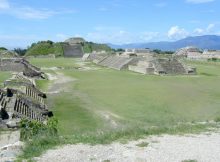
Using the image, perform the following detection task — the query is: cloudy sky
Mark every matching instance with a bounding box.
[0,0,219,48]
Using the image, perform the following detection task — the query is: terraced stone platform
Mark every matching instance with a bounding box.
[129,58,196,75]
[84,53,134,70]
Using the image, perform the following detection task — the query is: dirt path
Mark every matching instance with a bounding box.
[46,71,76,94]
[35,131,220,162]
[0,131,23,162]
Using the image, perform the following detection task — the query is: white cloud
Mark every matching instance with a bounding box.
[186,0,215,4]
[193,23,216,35]
[168,26,189,40]
[207,23,215,32]
[0,0,9,10]
[0,0,75,19]
[12,7,58,19]
[85,27,160,44]
[193,28,205,35]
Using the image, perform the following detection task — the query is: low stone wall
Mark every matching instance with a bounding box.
[0,58,43,78]
[0,71,52,128]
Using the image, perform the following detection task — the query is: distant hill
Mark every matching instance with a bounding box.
[109,35,220,51]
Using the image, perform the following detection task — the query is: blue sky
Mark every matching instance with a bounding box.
[0,0,219,48]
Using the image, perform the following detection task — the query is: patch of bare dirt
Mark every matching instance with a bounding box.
[35,131,220,162]
[46,72,76,94]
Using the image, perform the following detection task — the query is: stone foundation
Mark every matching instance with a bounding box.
[0,64,52,128]
[0,58,44,78]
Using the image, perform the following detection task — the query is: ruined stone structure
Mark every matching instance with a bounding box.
[63,37,84,58]
[0,73,52,128]
[175,47,220,60]
[123,48,154,57]
[203,50,220,59]
[175,47,202,60]
[0,58,44,78]
[85,53,135,70]
[84,52,196,75]
[175,46,201,57]
[129,58,196,75]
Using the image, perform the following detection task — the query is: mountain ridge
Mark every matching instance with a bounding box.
[108,35,220,51]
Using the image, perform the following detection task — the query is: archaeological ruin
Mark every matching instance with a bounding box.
[85,53,136,70]
[129,58,196,75]
[0,58,44,78]
[63,37,84,58]
[175,46,220,60]
[0,60,52,128]
[84,50,196,75]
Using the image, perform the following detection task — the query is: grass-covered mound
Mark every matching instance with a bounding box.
[25,39,113,57]
[82,42,112,53]
[25,40,64,57]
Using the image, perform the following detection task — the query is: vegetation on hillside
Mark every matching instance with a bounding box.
[25,40,64,57]
[0,47,7,50]
[13,48,27,56]
[82,42,112,53]
[25,40,113,56]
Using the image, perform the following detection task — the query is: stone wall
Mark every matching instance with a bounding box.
[63,43,84,58]
[0,72,52,128]
[128,58,196,75]
[84,54,135,70]
[0,58,43,78]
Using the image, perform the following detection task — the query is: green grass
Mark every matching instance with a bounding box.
[0,71,12,88]
[28,58,220,135]
[23,58,220,159]
[35,79,50,91]
[28,58,78,68]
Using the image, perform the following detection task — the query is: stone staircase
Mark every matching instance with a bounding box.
[155,59,186,74]
[99,56,133,70]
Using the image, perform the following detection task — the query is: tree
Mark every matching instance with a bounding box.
[14,48,27,56]
[0,47,7,50]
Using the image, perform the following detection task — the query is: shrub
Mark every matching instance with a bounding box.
[20,117,58,141]
[214,117,220,122]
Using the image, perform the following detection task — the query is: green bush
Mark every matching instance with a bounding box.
[25,41,64,57]
[82,42,112,53]
[20,117,58,141]
[214,117,220,122]
[19,117,60,160]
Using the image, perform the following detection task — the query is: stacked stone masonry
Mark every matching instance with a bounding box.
[0,61,52,128]
[86,53,134,70]
[84,53,196,75]
[0,58,44,78]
